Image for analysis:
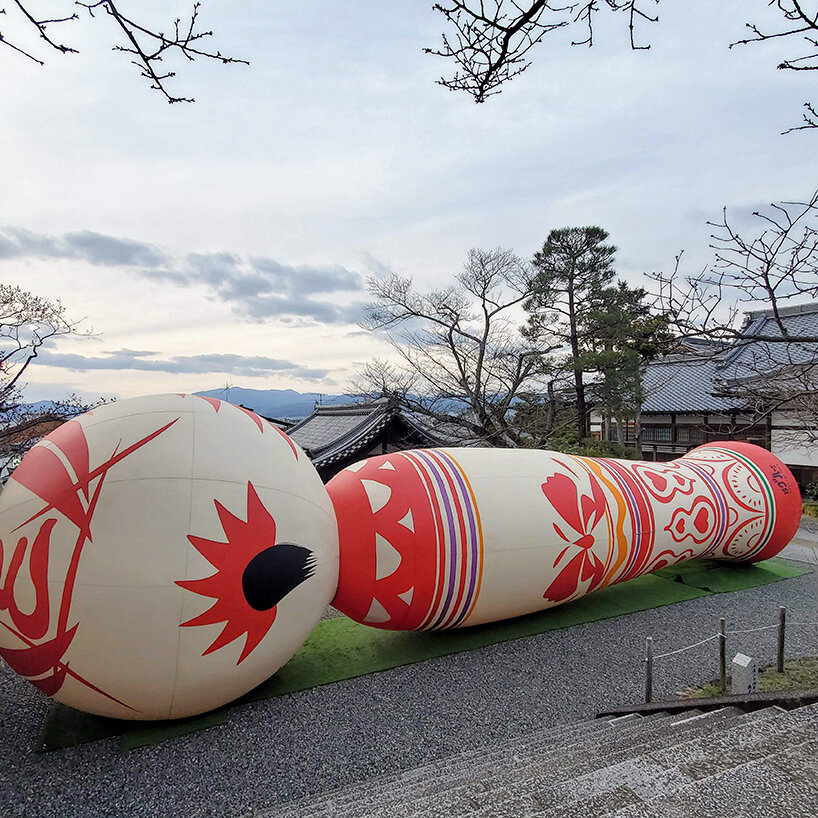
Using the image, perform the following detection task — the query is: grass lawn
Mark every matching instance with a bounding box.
[681,655,818,698]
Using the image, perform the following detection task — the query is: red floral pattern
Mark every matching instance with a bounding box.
[542,468,607,603]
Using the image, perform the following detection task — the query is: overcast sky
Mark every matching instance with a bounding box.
[2,0,815,402]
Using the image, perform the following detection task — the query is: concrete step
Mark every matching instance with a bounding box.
[255,716,622,818]
[543,785,642,818]
[677,722,817,782]
[609,755,818,817]
[595,706,818,818]
[535,758,693,815]
[525,709,786,818]
[548,706,811,818]
[361,709,745,818]
[334,715,669,818]
[299,714,673,818]
[262,702,818,818]
[447,708,746,818]
[646,701,818,772]
[769,735,818,789]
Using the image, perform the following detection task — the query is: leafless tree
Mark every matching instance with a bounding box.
[427,0,818,130]
[0,284,90,471]
[354,247,556,447]
[0,1,246,103]
[649,190,818,446]
[0,284,79,410]
[650,191,818,345]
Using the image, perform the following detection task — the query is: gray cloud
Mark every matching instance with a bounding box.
[180,252,365,323]
[250,256,361,295]
[64,231,169,268]
[0,226,170,268]
[35,349,329,380]
[232,292,366,324]
[1,226,367,325]
[359,251,396,279]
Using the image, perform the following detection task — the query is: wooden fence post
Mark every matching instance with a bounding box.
[719,618,727,694]
[645,636,653,704]
[778,606,787,673]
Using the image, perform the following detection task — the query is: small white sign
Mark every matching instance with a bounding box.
[731,652,759,694]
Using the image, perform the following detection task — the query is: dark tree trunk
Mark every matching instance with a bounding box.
[567,271,587,440]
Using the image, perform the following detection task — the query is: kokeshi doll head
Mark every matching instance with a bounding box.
[0,394,338,720]
[677,441,801,563]
[328,443,801,631]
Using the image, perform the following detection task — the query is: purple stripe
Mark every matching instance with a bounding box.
[414,450,460,630]
[401,452,444,631]
[699,448,773,558]
[440,453,480,627]
[429,450,480,628]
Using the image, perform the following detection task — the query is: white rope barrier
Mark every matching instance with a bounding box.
[726,624,779,635]
[650,617,818,660]
[644,607,817,701]
[653,634,720,660]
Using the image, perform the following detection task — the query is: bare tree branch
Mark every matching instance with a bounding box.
[426,0,658,103]
[648,190,818,449]
[428,0,816,131]
[0,283,98,475]
[730,0,818,132]
[0,1,247,103]
[649,191,818,344]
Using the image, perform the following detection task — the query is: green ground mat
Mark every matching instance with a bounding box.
[37,556,811,752]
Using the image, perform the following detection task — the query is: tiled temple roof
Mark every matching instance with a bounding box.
[641,303,818,415]
[287,398,443,473]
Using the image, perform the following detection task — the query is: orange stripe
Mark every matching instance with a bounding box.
[575,456,629,586]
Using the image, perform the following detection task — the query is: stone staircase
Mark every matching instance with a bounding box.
[257,702,818,817]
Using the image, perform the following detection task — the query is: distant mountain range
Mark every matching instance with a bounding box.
[20,400,63,414]
[20,389,353,421]
[195,387,351,419]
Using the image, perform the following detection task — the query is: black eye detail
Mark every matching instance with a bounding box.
[241,544,316,611]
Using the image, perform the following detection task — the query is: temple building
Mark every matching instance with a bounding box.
[590,303,818,487]
[287,397,448,482]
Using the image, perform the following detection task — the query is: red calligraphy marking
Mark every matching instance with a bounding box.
[0,620,134,708]
[0,518,56,641]
[2,417,178,707]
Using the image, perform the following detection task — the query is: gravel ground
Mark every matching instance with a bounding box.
[3,534,818,818]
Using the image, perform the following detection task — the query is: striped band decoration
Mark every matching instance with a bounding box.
[401,450,484,630]
[594,458,656,582]
[704,446,775,560]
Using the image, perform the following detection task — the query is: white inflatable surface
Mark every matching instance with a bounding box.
[0,394,338,720]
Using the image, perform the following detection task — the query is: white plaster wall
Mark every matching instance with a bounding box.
[771,411,818,467]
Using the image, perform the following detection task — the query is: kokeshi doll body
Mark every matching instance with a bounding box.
[328,442,801,630]
[0,395,338,720]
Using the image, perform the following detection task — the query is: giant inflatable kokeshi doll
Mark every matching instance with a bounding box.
[0,395,801,720]
[0,395,338,720]
[328,444,801,629]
